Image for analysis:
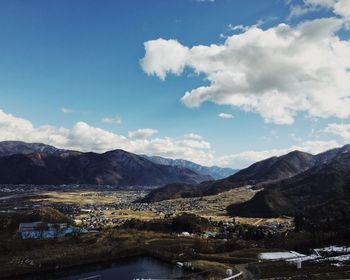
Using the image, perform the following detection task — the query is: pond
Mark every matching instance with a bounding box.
[25,256,191,280]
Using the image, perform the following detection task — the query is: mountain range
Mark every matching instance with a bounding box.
[142,155,238,180]
[141,144,350,221]
[228,145,350,220]
[0,141,65,157]
[140,149,320,202]
[0,141,212,186]
[3,140,350,221]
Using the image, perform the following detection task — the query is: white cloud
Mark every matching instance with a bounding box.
[141,16,350,125]
[325,123,350,141]
[287,4,319,19]
[140,39,189,80]
[61,107,73,114]
[287,0,350,19]
[218,113,234,119]
[305,0,336,6]
[0,109,216,165]
[101,116,122,124]
[228,17,277,32]
[0,109,343,169]
[214,140,340,168]
[128,128,158,139]
[228,24,247,31]
[334,0,350,18]
[184,133,203,140]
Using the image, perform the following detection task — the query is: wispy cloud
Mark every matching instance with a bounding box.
[101,116,122,124]
[286,0,350,20]
[325,123,350,141]
[227,16,277,32]
[128,128,158,139]
[184,133,203,140]
[218,113,234,119]
[61,107,73,114]
[216,140,340,168]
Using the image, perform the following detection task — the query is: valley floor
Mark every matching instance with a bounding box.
[1,185,350,279]
[26,186,287,226]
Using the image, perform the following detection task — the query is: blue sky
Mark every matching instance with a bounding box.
[0,0,350,168]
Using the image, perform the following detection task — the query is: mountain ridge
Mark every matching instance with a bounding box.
[141,145,350,203]
[0,141,211,186]
[227,148,350,219]
[142,155,238,180]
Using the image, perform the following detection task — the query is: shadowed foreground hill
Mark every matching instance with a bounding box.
[228,150,350,219]
[141,150,321,203]
[0,147,211,186]
[137,183,206,203]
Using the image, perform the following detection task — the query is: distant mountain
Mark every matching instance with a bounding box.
[0,141,66,157]
[141,150,319,202]
[0,142,210,186]
[142,155,238,180]
[218,150,315,189]
[314,144,350,164]
[227,147,350,220]
[211,147,350,195]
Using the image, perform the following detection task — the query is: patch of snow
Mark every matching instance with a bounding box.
[259,245,350,265]
[287,254,319,263]
[286,245,350,265]
[258,251,306,260]
[322,254,350,262]
[332,263,344,267]
[315,246,350,253]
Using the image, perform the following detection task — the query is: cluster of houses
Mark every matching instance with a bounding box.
[4,185,294,241]
[176,219,293,241]
[80,211,115,229]
[258,220,292,237]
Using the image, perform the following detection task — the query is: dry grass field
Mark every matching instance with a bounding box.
[30,190,144,205]
[27,187,291,226]
[176,187,257,216]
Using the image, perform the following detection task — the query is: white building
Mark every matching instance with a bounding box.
[18,221,77,239]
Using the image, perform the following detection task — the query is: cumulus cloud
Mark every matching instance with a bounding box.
[325,123,350,141]
[128,128,158,139]
[218,113,234,119]
[140,39,189,80]
[0,109,215,165]
[101,116,122,124]
[334,0,350,18]
[141,16,350,125]
[0,109,342,168]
